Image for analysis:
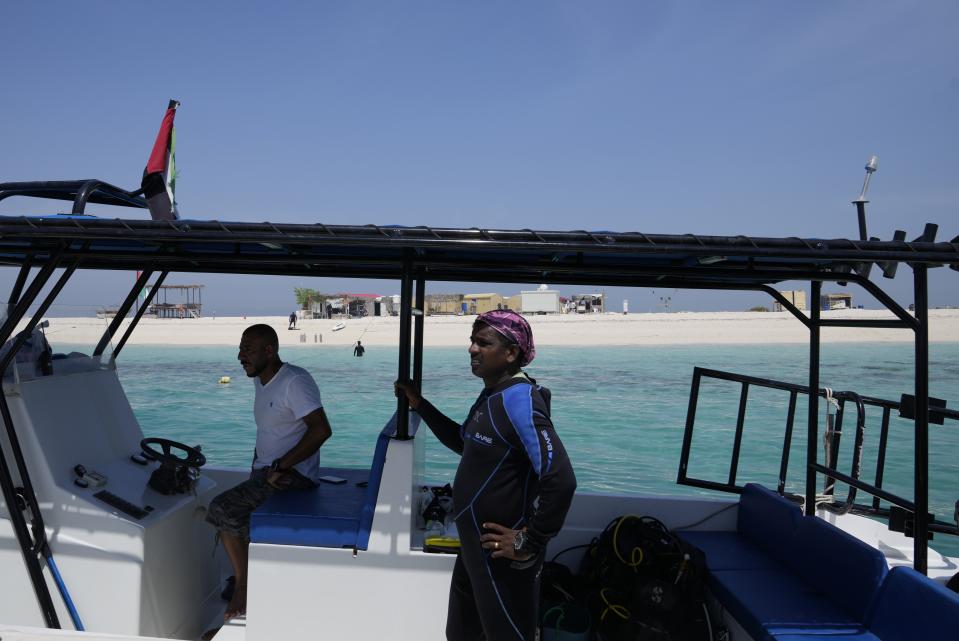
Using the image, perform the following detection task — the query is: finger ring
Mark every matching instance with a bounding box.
[494,541,499,549]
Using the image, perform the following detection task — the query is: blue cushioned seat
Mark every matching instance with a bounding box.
[676,484,898,641]
[737,483,802,559]
[677,483,802,573]
[771,632,879,641]
[866,566,959,640]
[771,566,959,640]
[710,568,865,640]
[250,466,370,548]
[678,531,783,571]
[787,516,887,625]
[250,421,396,549]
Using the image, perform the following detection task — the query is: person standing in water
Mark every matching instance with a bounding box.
[353,340,365,357]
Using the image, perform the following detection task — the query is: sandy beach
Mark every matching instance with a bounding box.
[23,309,959,348]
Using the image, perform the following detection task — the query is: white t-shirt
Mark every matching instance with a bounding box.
[252,363,324,483]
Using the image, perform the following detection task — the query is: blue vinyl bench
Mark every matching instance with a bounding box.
[774,565,959,641]
[250,422,393,550]
[678,483,959,640]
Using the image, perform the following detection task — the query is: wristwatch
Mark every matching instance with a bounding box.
[269,459,287,473]
[513,529,536,554]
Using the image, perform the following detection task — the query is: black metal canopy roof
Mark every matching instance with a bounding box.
[0,179,957,290]
[1,213,958,290]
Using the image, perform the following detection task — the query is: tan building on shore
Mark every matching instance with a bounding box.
[463,293,504,315]
[426,294,464,315]
[774,290,807,312]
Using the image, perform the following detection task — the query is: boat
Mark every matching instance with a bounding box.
[1,146,958,639]
[331,322,346,332]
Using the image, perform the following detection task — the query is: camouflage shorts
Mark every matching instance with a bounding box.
[205,467,315,541]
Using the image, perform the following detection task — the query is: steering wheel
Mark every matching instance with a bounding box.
[140,438,206,468]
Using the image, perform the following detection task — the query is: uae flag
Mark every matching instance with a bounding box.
[142,99,180,221]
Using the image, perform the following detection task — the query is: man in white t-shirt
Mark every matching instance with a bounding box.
[206,324,333,622]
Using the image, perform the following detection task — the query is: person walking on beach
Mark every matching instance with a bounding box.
[288,311,297,330]
[353,340,365,357]
[206,324,333,621]
[395,310,576,641]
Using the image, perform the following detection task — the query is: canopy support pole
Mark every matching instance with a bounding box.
[805,281,821,516]
[413,276,425,392]
[93,269,154,358]
[912,264,929,574]
[395,260,414,440]
[110,270,169,363]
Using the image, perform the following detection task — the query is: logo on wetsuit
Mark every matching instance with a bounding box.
[540,429,554,468]
[471,432,493,446]
[540,429,553,452]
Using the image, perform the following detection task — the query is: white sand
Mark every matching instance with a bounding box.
[25,309,959,348]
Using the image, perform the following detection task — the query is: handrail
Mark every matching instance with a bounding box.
[823,392,867,513]
[0,180,147,212]
[676,367,958,539]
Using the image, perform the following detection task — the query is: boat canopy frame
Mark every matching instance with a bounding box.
[0,179,958,628]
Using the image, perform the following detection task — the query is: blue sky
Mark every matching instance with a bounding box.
[1,1,957,316]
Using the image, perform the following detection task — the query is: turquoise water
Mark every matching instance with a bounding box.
[68,341,959,557]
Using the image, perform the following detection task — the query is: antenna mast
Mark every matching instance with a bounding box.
[853,155,879,241]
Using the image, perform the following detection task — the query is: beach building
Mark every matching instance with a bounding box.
[375,296,396,316]
[320,297,345,318]
[774,290,808,312]
[147,284,204,319]
[308,299,330,319]
[425,293,464,315]
[569,293,604,314]
[316,294,377,318]
[520,287,560,314]
[332,293,393,317]
[821,293,853,310]
[463,293,504,314]
[348,294,377,317]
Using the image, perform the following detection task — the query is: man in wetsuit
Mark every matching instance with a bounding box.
[395,310,576,641]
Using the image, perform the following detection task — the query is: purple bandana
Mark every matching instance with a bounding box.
[475,310,536,366]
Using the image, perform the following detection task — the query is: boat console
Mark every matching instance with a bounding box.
[0,359,222,638]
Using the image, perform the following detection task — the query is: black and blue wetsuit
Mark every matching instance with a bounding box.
[417,374,576,641]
